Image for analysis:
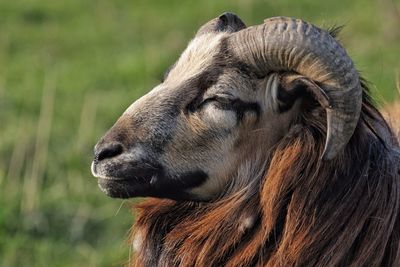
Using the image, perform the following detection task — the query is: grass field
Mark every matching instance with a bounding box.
[0,0,399,266]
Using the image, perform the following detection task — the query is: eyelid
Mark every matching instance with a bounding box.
[201,94,235,107]
[215,92,235,99]
[214,95,233,104]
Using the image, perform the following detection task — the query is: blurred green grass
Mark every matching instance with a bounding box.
[0,0,399,266]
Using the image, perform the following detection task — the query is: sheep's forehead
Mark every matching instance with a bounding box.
[166,33,227,84]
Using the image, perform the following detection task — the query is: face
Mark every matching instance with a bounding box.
[91,32,300,201]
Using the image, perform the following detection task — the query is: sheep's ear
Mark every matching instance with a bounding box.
[196,12,246,36]
[265,73,331,113]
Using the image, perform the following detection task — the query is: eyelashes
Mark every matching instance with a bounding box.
[186,92,260,123]
[199,95,234,108]
[187,93,235,113]
[199,96,260,122]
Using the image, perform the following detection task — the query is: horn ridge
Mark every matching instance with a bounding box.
[228,16,362,160]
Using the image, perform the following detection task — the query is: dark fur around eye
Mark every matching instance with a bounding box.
[196,96,260,122]
[198,95,233,109]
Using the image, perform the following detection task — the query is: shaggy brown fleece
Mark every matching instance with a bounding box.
[129,86,400,267]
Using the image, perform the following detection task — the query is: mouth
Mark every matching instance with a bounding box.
[91,160,159,198]
[91,160,209,200]
[97,177,153,198]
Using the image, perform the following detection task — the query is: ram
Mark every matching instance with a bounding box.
[91,13,400,266]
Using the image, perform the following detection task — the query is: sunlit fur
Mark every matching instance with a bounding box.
[383,100,400,136]
[167,33,228,85]
[91,14,400,266]
[129,87,400,266]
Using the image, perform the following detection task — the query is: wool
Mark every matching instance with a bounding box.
[129,87,400,267]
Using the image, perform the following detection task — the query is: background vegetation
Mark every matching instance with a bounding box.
[0,0,399,266]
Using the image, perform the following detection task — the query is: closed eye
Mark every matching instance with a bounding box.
[186,93,236,113]
[199,95,235,108]
[205,96,261,121]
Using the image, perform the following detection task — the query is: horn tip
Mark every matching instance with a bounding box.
[321,139,343,161]
[321,148,337,161]
[320,128,340,161]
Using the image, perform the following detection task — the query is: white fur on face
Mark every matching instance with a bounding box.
[123,84,166,117]
[166,33,228,85]
[188,139,237,199]
[202,103,237,129]
[101,32,294,200]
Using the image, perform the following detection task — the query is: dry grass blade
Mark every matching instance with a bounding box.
[7,118,32,191]
[74,92,97,153]
[21,72,56,214]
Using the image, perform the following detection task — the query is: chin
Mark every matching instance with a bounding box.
[97,178,152,199]
[94,167,209,201]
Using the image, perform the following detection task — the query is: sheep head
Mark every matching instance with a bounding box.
[91,13,362,201]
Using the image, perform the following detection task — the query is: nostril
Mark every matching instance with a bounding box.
[96,142,124,161]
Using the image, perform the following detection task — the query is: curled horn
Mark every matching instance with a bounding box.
[227,16,362,160]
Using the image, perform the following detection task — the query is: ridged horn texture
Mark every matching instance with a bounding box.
[227,16,362,160]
